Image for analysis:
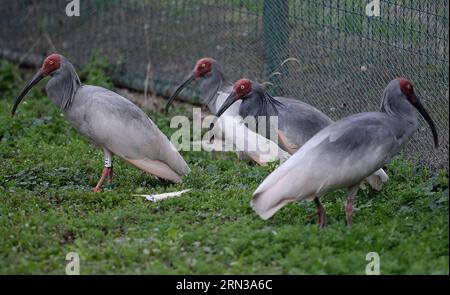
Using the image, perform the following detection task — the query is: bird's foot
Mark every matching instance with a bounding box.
[318,208,328,228]
[314,197,328,228]
[92,167,113,192]
[92,186,101,193]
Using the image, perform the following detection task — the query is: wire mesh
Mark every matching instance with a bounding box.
[0,0,448,170]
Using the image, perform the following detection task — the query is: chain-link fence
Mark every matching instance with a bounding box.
[0,0,448,170]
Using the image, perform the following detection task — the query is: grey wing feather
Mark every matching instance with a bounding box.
[276,97,334,151]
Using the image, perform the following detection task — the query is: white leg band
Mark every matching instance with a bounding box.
[104,149,113,167]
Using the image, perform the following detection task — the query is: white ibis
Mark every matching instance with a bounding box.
[11,53,190,192]
[166,57,290,165]
[251,78,438,227]
[215,78,389,190]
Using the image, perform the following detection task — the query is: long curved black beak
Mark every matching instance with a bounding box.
[208,91,238,136]
[11,70,45,117]
[165,74,195,114]
[216,91,237,119]
[411,94,439,148]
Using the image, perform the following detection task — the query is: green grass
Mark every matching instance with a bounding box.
[0,59,448,274]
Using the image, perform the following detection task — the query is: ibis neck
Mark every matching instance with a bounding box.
[198,69,226,111]
[381,93,418,146]
[46,61,81,112]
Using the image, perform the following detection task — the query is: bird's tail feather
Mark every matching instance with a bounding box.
[251,188,294,220]
[365,168,389,191]
[164,142,191,177]
[125,158,183,183]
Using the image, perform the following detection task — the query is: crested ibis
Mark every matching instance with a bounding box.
[11,53,190,192]
[216,78,334,153]
[251,78,438,227]
[166,57,290,165]
[215,78,389,192]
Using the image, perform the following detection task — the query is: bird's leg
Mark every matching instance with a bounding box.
[92,149,113,192]
[104,149,113,187]
[106,166,113,185]
[314,197,327,228]
[345,185,360,227]
[346,197,353,226]
[93,168,109,192]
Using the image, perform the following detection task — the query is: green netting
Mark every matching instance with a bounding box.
[0,0,448,169]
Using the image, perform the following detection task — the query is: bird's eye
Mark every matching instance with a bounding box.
[201,63,206,68]
[240,85,245,90]
[49,60,54,65]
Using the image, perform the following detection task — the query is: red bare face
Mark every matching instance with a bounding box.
[233,78,252,100]
[193,57,213,78]
[399,78,414,96]
[41,53,61,76]
[398,78,416,103]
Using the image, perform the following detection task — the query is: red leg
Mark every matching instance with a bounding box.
[93,167,111,192]
[345,185,359,227]
[346,197,353,227]
[314,197,327,228]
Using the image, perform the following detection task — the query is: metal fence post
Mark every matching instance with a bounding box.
[263,0,289,95]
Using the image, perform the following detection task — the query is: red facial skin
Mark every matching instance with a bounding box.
[398,78,416,103]
[193,57,213,78]
[233,78,252,100]
[41,54,61,76]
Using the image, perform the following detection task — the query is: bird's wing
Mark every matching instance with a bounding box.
[251,113,399,220]
[277,98,389,190]
[73,86,189,181]
[274,96,334,151]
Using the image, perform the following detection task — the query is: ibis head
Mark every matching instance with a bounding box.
[215,78,280,118]
[11,54,62,116]
[215,78,252,118]
[383,78,438,148]
[165,57,219,113]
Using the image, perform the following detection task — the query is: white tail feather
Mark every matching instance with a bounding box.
[126,158,183,183]
[251,194,293,220]
[365,168,389,191]
[251,175,295,220]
